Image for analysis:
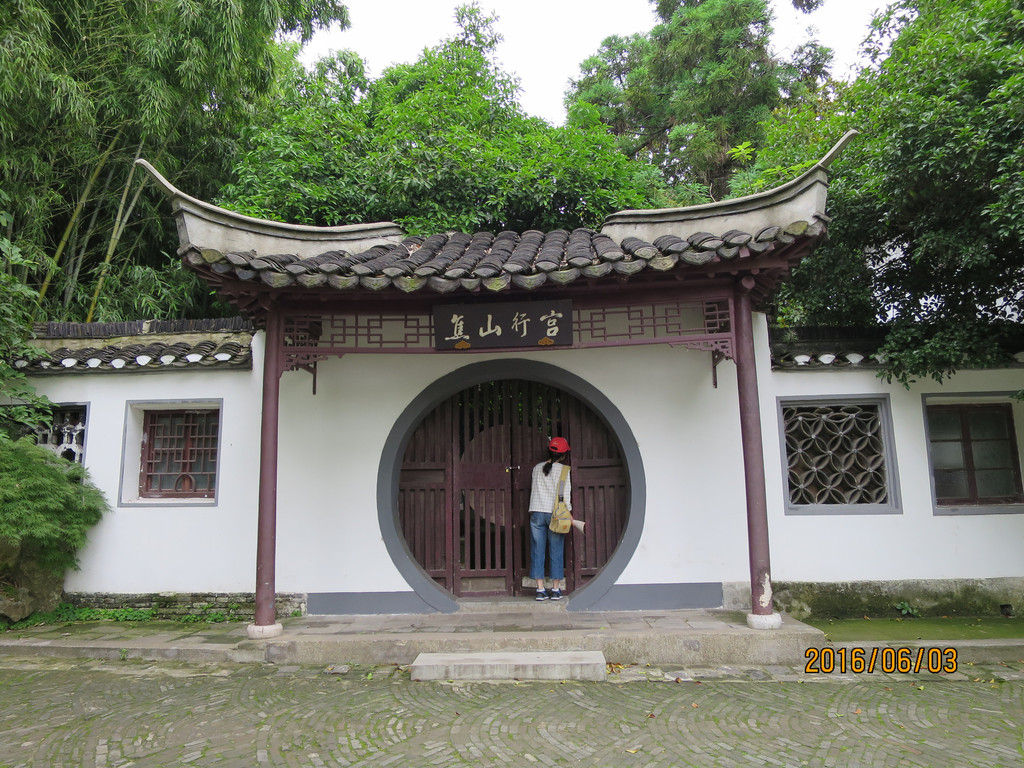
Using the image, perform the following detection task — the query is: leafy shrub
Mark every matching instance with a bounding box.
[7,603,155,629]
[0,435,108,576]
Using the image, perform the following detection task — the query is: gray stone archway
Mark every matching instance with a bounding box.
[376,359,646,613]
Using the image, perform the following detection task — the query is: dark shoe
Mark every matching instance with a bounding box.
[549,589,563,600]
[535,589,549,601]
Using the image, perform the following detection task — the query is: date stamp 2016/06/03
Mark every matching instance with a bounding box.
[805,647,958,674]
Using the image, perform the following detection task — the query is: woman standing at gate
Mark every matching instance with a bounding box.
[529,437,572,601]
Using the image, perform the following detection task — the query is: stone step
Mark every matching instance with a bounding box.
[409,650,607,682]
[456,597,567,614]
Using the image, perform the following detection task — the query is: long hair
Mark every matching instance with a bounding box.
[542,449,568,476]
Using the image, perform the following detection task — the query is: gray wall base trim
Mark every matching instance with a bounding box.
[307,591,440,615]
[572,582,724,612]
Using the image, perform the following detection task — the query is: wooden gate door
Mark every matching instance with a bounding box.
[399,379,628,597]
[452,381,516,596]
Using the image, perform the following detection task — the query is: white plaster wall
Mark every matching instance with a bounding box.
[755,317,1024,583]
[36,334,757,598]
[30,338,265,593]
[272,343,755,594]
[582,345,751,586]
[274,353,461,593]
[32,318,1022,598]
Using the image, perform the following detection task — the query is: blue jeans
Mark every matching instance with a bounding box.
[529,512,565,581]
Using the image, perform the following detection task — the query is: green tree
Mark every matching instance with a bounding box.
[0,0,349,323]
[0,189,53,438]
[566,0,831,199]
[220,5,672,234]
[734,0,1024,384]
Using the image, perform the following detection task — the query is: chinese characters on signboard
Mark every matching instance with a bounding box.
[433,301,573,350]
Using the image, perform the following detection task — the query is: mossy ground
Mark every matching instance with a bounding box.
[805,615,1024,642]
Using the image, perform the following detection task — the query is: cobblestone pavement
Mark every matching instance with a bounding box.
[1,656,1022,767]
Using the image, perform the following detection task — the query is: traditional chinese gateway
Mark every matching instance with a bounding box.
[21,131,1024,638]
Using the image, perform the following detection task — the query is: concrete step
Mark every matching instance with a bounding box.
[248,612,824,666]
[0,610,829,668]
[456,598,567,614]
[832,639,1024,665]
[410,650,607,681]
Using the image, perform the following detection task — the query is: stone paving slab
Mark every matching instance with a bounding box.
[1,655,1022,768]
[410,650,608,681]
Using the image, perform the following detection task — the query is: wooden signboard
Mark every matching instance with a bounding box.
[434,300,573,350]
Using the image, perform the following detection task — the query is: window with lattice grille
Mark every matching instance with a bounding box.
[926,403,1024,507]
[780,399,898,513]
[139,410,219,498]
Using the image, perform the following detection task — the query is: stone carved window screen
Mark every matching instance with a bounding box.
[280,298,735,369]
[35,406,87,463]
[780,397,900,514]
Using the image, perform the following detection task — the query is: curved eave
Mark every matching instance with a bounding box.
[601,130,857,244]
[136,159,405,257]
[139,132,854,315]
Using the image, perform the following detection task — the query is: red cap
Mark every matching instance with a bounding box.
[548,437,570,454]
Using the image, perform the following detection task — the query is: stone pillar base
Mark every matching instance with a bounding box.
[746,612,783,630]
[246,622,284,640]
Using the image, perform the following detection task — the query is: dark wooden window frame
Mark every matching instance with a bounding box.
[926,401,1024,511]
[139,409,220,499]
[777,395,901,515]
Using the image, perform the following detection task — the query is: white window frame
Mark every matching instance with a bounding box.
[119,399,222,507]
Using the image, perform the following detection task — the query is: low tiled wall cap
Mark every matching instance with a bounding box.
[772,350,884,369]
[771,324,1024,369]
[184,221,826,295]
[17,336,252,374]
[769,326,888,370]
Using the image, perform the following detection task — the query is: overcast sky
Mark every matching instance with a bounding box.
[300,0,885,125]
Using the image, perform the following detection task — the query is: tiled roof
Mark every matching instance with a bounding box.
[139,134,861,305]
[184,222,825,295]
[18,319,254,375]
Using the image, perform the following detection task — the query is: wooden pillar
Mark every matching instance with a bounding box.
[248,307,285,638]
[733,278,782,629]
